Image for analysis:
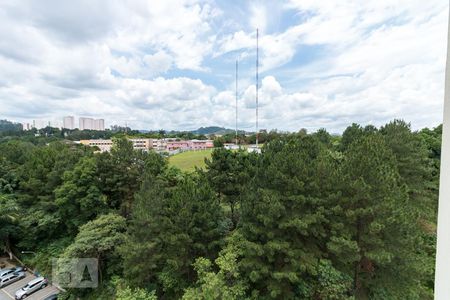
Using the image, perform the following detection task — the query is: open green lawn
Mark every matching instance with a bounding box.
[168,149,213,172]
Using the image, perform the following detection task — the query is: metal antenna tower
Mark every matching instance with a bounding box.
[256,28,259,148]
[235,59,238,145]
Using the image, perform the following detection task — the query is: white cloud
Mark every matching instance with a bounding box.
[249,3,267,33]
[143,51,172,75]
[0,0,447,132]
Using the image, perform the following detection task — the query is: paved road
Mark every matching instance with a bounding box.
[0,289,12,300]
[0,272,59,300]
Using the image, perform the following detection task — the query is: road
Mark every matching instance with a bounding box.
[0,272,59,300]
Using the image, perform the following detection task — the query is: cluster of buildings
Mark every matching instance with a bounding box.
[63,116,105,131]
[21,116,105,131]
[22,120,54,130]
[78,138,214,153]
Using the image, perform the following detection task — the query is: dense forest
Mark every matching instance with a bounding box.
[0,119,442,299]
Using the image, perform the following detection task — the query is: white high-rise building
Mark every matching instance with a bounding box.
[63,116,75,129]
[79,117,94,130]
[93,119,105,131]
[79,117,105,130]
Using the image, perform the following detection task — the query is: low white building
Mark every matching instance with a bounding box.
[79,138,153,152]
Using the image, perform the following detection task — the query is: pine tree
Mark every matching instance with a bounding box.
[182,232,249,300]
[55,156,108,234]
[336,133,427,299]
[120,170,225,298]
[380,120,436,218]
[205,148,256,228]
[96,137,167,217]
[239,135,337,299]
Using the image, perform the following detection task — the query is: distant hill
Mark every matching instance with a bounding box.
[191,126,249,135]
[191,126,232,135]
[137,126,251,135]
[0,119,22,132]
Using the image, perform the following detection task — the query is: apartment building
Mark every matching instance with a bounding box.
[93,119,105,131]
[79,117,93,130]
[79,117,105,130]
[63,116,75,129]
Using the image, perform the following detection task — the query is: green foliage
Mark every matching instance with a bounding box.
[213,137,225,148]
[296,260,354,300]
[340,123,377,151]
[56,213,126,299]
[0,119,22,133]
[337,132,430,299]
[23,237,72,278]
[238,135,339,299]
[97,137,166,216]
[63,213,126,259]
[312,128,332,148]
[63,212,126,296]
[116,285,157,300]
[120,170,224,298]
[314,260,354,300]
[183,232,248,300]
[14,142,91,249]
[0,119,440,300]
[380,120,436,217]
[205,149,256,227]
[0,194,19,253]
[55,156,108,234]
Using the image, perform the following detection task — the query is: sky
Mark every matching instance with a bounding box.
[0,0,448,132]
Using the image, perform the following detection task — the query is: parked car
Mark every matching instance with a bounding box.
[0,266,28,280]
[0,268,15,279]
[43,294,58,300]
[15,276,48,300]
[0,272,26,288]
[11,266,27,273]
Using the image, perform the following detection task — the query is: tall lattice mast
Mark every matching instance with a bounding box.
[256,28,259,148]
[235,59,238,144]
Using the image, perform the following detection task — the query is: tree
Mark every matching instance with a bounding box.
[340,124,377,151]
[0,194,19,259]
[238,135,338,299]
[294,260,354,300]
[213,137,225,148]
[120,170,224,298]
[16,142,91,249]
[182,232,248,300]
[0,119,438,300]
[205,149,256,228]
[63,213,126,285]
[335,133,427,299]
[96,137,166,217]
[55,157,108,235]
[380,120,435,217]
[116,286,157,300]
[313,128,332,148]
[113,277,157,300]
[420,124,442,165]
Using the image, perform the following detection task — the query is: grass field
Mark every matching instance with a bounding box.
[168,149,213,172]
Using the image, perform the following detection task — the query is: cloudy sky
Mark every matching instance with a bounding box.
[0,0,448,132]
